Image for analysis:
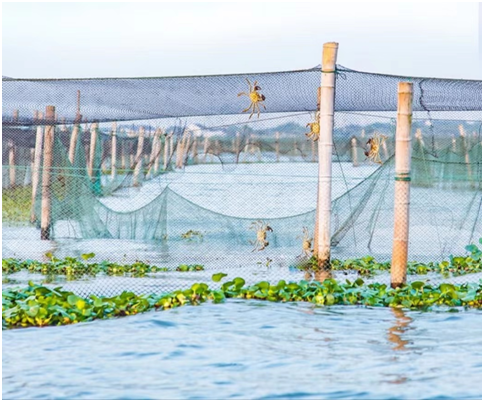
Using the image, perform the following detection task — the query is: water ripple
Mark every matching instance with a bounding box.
[2,301,482,399]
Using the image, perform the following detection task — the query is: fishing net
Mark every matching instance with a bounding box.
[2,64,482,295]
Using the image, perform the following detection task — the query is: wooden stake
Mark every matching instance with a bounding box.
[87,122,99,178]
[41,106,55,240]
[391,82,413,288]
[68,123,80,164]
[111,122,117,181]
[133,126,145,186]
[8,139,16,187]
[153,128,162,174]
[314,42,338,281]
[31,111,44,223]
[203,136,210,163]
[192,136,198,164]
[351,137,359,167]
[458,124,473,183]
[163,133,170,171]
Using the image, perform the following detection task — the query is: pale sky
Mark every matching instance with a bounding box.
[2,2,482,80]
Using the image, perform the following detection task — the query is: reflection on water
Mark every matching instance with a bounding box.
[387,308,413,351]
[3,302,481,400]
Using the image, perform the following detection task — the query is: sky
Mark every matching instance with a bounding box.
[2,2,482,80]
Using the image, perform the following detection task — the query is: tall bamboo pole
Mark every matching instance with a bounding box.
[192,136,198,164]
[133,126,145,186]
[390,82,413,288]
[31,111,44,223]
[458,124,473,184]
[153,128,162,174]
[163,133,170,170]
[314,42,338,281]
[41,106,55,240]
[111,122,117,181]
[13,109,19,123]
[87,122,98,178]
[8,139,16,188]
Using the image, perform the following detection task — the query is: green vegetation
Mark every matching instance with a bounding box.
[3,276,481,329]
[296,240,482,278]
[2,253,204,279]
[2,185,32,224]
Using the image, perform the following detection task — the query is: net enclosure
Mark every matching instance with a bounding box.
[2,63,482,296]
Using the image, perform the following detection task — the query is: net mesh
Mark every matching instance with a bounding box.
[2,65,482,296]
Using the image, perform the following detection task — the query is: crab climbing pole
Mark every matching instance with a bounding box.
[314,42,338,281]
[391,82,413,288]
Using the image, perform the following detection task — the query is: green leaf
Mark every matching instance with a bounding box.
[411,281,425,290]
[81,252,95,261]
[212,273,228,282]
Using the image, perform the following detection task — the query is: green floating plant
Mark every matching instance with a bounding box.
[2,254,204,279]
[3,276,481,329]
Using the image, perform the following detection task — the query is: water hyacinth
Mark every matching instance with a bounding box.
[2,253,204,279]
[3,277,481,329]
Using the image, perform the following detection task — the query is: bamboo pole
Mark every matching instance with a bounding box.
[351,137,359,167]
[8,139,16,188]
[152,128,162,174]
[458,124,473,183]
[31,111,44,223]
[133,126,145,186]
[163,133,169,170]
[314,42,338,281]
[13,109,19,123]
[41,106,55,240]
[87,122,99,178]
[390,82,413,288]
[192,136,198,164]
[313,87,321,252]
[169,133,174,165]
[111,122,117,181]
[203,136,210,163]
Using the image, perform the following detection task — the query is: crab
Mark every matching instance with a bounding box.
[298,226,313,258]
[238,78,266,119]
[249,220,273,251]
[305,112,320,141]
[364,133,388,164]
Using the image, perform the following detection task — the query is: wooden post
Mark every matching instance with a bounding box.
[8,139,16,188]
[133,126,145,186]
[390,82,413,288]
[203,136,210,163]
[41,106,55,240]
[87,122,99,178]
[192,136,198,164]
[153,128,162,174]
[111,122,117,181]
[381,134,389,161]
[458,124,473,183]
[31,111,44,222]
[163,133,170,170]
[13,109,19,123]
[314,42,338,281]
[351,137,359,167]
[451,135,457,153]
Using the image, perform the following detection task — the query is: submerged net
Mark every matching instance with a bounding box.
[2,64,482,295]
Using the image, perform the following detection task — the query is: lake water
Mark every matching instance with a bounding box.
[2,301,481,399]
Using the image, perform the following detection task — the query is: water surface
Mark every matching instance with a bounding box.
[3,301,481,399]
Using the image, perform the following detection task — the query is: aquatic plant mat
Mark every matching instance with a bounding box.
[2,64,481,296]
[2,275,482,329]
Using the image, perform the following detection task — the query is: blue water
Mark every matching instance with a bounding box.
[2,300,482,399]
